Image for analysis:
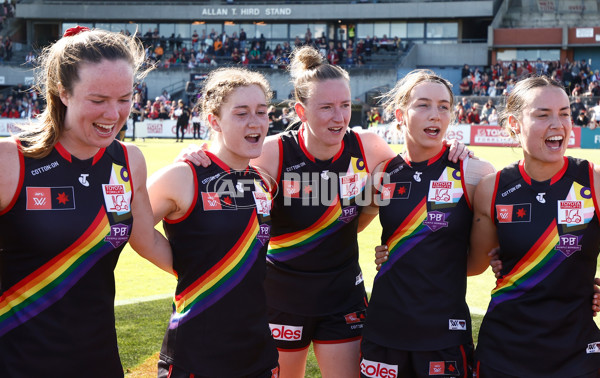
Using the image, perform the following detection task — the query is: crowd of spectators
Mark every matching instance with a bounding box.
[134,27,404,70]
[0,83,43,119]
[456,59,600,128]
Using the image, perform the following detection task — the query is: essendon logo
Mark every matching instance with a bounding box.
[282,180,300,198]
[360,359,398,378]
[496,203,531,223]
[269,324,302,341]
[429,361,460,376]
[26,186,75,210]
[201,192,222,210]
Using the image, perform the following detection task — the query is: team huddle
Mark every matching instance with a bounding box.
[0,27,599,378]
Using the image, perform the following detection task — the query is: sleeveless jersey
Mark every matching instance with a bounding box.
[160,153,278,376]
[265,127,369,316]
[362,146,473,350]
[476,157,600,377]
[0,140,134,377]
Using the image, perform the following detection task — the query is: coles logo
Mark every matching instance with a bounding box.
[360,359,397,378]
[269,324,302,341]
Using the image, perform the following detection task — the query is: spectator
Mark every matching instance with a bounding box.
[591,99,600,129]
[461,64,471,78]
[487,108,498,124]
[191,30,199,50]
[153,44,164,61]
[574,109,590,127]
[455,103,467,123]
[480,99,495,122]
[466,103,481,124]
[249,44,261,65]
[25,50,35,65]
[239,28,247,50]
[487,80,497,97]
[570,96,586,121]
[459,77,473,95]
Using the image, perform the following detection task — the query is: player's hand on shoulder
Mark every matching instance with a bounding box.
[175,143,211,167]
[443,138,474,163]
[488,247,503,279]
[374,244,389,271]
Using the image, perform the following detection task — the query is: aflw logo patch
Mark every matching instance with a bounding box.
[429,361,460,376]
[448,319,467,330]
[26,186,75,210]
[587,342,600,354]
[496,203,531,223]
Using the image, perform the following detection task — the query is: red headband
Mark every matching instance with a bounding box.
[63,26,90,38]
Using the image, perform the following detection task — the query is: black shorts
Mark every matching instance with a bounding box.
[267,298,367,350]
[157,360,280,378]
[360,338,473,378]
[474,361,600,378]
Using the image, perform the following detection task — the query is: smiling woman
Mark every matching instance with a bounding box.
[0,27,173,377]
[468,76,600,377]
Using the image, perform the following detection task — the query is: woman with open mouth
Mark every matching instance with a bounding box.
[468,76,600,377]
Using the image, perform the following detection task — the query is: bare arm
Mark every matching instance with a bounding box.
[467,172,499,276]
[147,162,196,224]
[125,144,174,274]
[0,138,20,212]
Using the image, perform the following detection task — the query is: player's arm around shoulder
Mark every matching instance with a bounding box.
[463,157,496,205]
[123,143,174,275]
[0,137,20,212]
[353,129,396,173]
[467,171,499,276]
[250,134,281,180]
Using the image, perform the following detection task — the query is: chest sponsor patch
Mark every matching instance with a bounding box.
[339,205,358,224]
[556,233,582,257]
[557,200,584,225]
[105,223,131,248]
[428,181,453,203]
[496,203,531,223]
[102,184,130,213]
[423,211,449,232]
[26,186,75,210]
[253,191,271,215]
[257,223,271,246]
[429,361,460,376]
[340,173,360,198]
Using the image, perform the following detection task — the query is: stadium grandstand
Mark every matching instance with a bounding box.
[0,0,600,133]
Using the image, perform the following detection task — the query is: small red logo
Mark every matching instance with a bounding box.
[201,192,222,210]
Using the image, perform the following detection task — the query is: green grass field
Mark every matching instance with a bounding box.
[110,139,600,376]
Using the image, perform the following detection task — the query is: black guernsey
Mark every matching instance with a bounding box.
[476,157,600,377]
[265,127,369,316]
[0,140,134,377]
[160,152,278,376]
[363,146,473,350]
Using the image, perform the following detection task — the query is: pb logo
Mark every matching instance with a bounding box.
[269,324,302,341]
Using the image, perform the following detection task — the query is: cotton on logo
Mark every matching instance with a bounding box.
[360,359,398,378]
[269,324,302,341]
